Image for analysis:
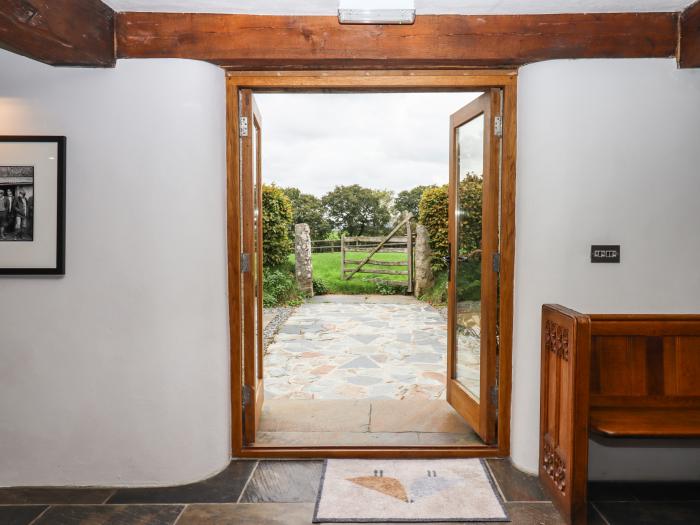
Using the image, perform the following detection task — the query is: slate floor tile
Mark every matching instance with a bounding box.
[106,461,256,504]
[587,503,610,525]
[485,459,548,502]
[628,481,700,501]
[501,502,566,524]
[178,502,567,525]
[594,500,700,525]
[177,503,313,525]
[0,505,48,525]
[33,504,184,525]
[239,460,323,503]
[588,482,638,502]
[0,487,114,504]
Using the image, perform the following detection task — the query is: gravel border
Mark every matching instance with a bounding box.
[263,306,296,354]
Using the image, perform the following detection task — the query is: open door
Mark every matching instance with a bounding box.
[446,90,501,445]
[240,89,264,445]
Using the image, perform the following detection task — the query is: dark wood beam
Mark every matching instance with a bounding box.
[0,0,115,67]
[679,0,700,67]
[116,12,678,69]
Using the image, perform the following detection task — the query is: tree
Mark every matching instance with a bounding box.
[322,185,393,237]
[262,184,294,267]
[394,185,435,218]
[281,187,332,240]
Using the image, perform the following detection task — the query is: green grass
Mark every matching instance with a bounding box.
[290,251,410,295]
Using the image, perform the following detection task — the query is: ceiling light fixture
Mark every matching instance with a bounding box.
[338,0,415,25]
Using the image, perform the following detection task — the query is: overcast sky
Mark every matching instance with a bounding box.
[255,91,483,197]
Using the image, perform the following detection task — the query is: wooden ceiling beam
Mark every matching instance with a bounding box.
[0,0,115,67]
[116,12,678,69]
[679,0,700,68]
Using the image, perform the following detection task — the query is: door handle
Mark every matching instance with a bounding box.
[444,243,451,281]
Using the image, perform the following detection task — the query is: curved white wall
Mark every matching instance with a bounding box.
[513,59,700,478]
[0,50,230,486]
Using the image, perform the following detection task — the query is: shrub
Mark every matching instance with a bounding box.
[418,266,481,306]
[376,282,406,295]
[312,278,330,295]
[418,185,449,270]
[417,175,483,271]
[262,184,294,267]
[263,266,303,307]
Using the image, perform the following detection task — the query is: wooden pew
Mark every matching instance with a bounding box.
[539,305,700,524]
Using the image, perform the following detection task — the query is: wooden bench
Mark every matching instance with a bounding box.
[538,305,700,524]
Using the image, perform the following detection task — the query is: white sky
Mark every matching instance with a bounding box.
[255,92,483,197]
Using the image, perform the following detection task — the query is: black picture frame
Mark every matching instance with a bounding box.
[0,136,66,275]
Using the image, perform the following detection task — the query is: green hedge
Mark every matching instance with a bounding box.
[418,175,483,271]
[262,184,294,268]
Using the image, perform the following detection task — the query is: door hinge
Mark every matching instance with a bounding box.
[494,116,503,137]
[242,384,252,406]
[241,252,250,273]
[492,253,500,273]
[490,385,499,409]
[239,116,249,137]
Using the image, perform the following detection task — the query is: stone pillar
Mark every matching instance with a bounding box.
[294,223,314,296]
[413,224,435,297]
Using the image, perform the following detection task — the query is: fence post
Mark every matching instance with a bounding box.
[340,235,345,280]
[406,217,413,293]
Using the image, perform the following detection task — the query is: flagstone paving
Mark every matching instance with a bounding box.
[263,295,480,400]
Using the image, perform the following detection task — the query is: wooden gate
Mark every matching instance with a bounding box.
[340,213,414,292]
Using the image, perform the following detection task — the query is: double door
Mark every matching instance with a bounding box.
[238,89,502,446]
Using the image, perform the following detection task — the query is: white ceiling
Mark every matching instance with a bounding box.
[103,1,695,15]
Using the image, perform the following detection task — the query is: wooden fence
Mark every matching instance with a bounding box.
[310,239,341,253]
[340,213,414,292]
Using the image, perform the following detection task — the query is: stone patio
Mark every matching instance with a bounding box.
[263,295,480,400]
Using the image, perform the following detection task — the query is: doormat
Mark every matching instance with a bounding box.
[313,459,509,523]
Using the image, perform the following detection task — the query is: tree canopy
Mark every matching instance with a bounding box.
[322,184,393,237]
[394,185,435,219]
[281,187,332,240]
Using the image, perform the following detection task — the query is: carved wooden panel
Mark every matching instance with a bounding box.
[545,319,570,361]
[539,305,591,525]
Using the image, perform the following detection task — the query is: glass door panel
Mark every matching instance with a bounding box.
[455,115,484,400]
[446,90,501,445]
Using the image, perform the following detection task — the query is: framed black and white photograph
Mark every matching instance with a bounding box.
[0,136,65,274]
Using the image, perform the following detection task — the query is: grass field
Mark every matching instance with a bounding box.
[290,251,410,294]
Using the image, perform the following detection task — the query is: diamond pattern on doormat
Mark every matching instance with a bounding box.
[313,459,509,523]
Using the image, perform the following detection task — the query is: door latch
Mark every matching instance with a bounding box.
[241,253,250,273]
[239,116,249,137]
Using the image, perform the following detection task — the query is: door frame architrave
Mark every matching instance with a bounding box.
[226,70,517,459]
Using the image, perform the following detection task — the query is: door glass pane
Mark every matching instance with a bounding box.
[455,114,484,400]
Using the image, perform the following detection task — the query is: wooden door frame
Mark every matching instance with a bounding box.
[226,70,517,458]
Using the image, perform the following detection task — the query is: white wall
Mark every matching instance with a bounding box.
[3,50,699,487]
[513,59,700,479]
[0,50,230,486]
